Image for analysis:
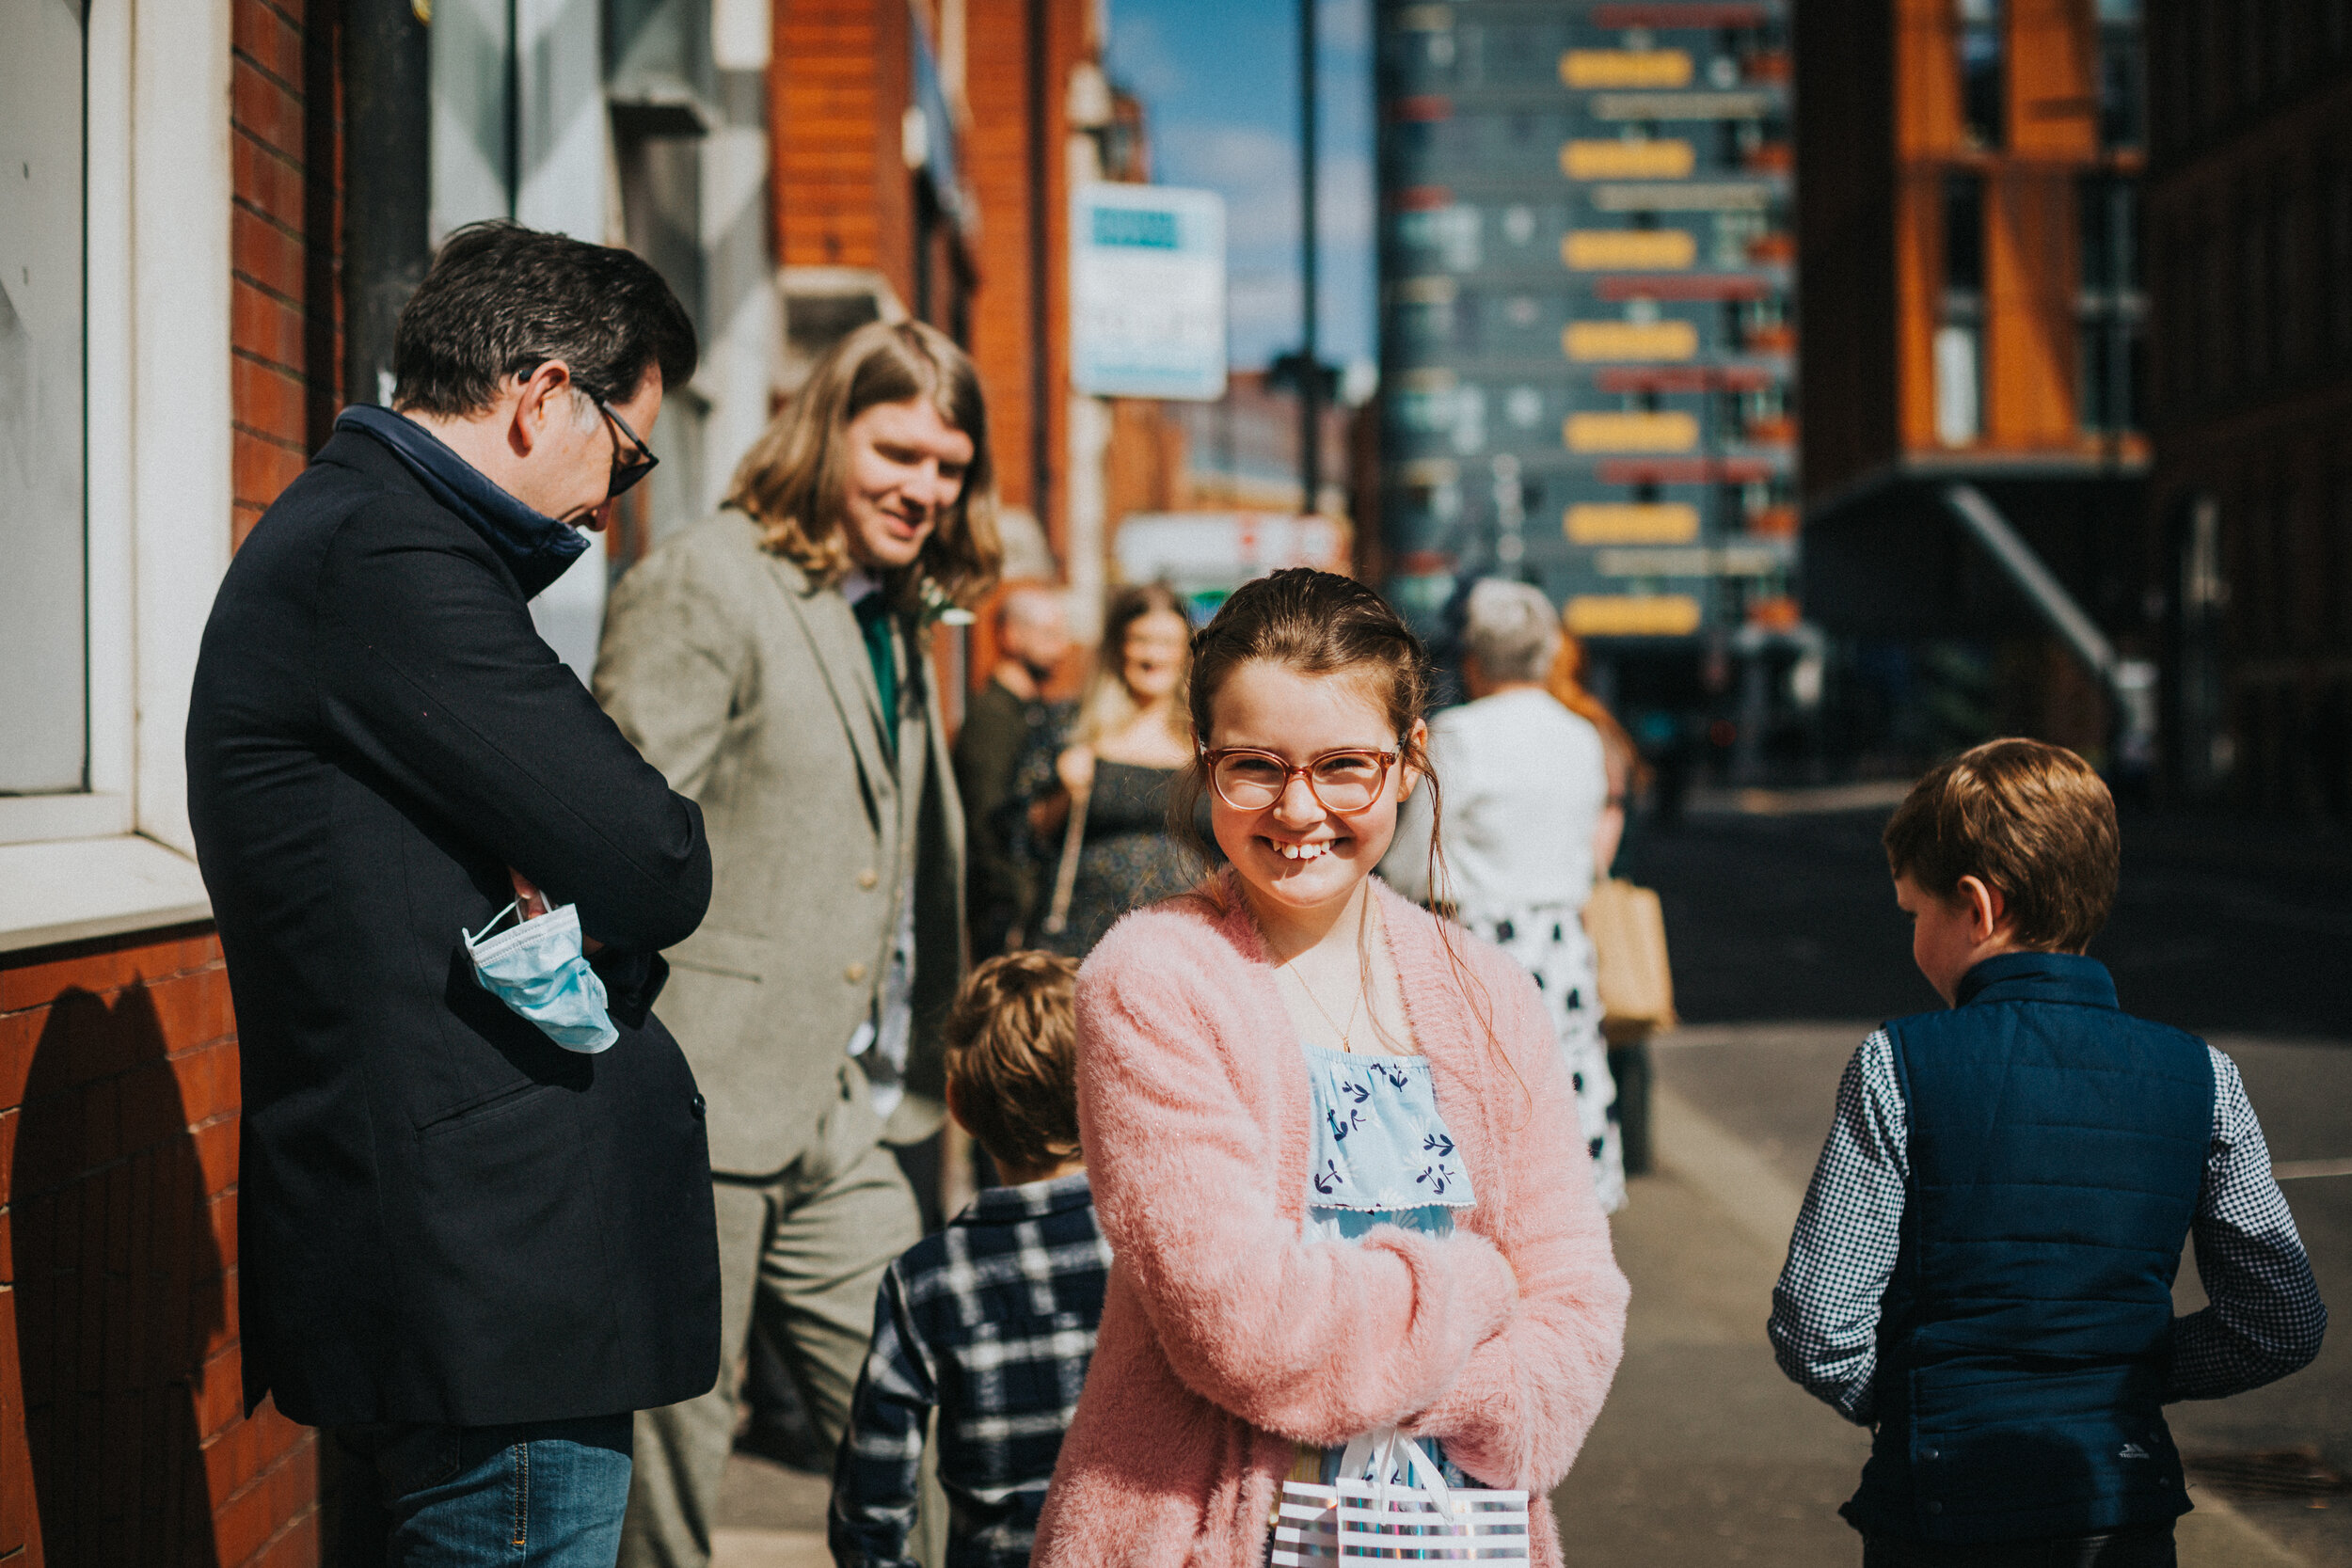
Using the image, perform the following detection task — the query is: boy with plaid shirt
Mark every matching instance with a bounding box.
[831,952,1111,1568]
[1771,740,2324,1566]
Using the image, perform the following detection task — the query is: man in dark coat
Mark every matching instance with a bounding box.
[185,222,721,1564]
[954,583,1071,957]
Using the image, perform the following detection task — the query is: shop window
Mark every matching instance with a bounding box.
[2242,0,2271,107]
[2328,161,2352,354]
[1944,171,1986,293]
[2096,0,2145,150]
[1956,0,2004,150]
[2236,191,2268,391]
[2077,175,2144,434]
[0,4,87,796]
[1937,173,1986,446]
[2270,179,2298,378]
[1392,205,1482,273]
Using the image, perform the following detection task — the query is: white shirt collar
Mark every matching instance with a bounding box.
[842,567,882,606]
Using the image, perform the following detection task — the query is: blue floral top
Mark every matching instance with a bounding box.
[1303,1043,1477,1239]
[1295,1043,1479,1489]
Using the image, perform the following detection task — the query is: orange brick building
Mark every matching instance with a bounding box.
[768,0,1107,622]
[3,4,1121,1561]
[1797,0,2150,755]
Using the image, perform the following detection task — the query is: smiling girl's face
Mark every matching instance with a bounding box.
[1206,659,1424,924]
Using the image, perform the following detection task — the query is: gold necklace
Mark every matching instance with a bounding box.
[1285,959,1365,1053]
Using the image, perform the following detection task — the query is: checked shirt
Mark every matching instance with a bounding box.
[830,1172,1111,1568]
[1770,1032,2327,1424]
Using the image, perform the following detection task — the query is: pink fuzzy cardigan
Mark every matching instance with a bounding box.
[1031,874,1629,1568]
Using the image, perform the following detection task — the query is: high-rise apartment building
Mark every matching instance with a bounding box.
[2141,3,2352,817]
[1374,0,1798,650]
[1798,0,2151,754]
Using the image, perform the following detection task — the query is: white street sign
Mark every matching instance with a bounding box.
[1072,184,1227,401]
[1116,513,1349,600]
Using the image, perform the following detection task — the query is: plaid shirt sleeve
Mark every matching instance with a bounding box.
[829,1261,936,1568]
[1769,1030,1908,1426]
[2166,1045,2328,1401]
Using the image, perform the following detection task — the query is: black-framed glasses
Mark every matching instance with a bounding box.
[1201,746,1401,814]
[596,397,659,499]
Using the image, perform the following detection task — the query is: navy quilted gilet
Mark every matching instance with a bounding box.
[1844,952,2212,1545]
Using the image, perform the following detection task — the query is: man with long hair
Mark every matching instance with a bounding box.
[594,321,1002,1567]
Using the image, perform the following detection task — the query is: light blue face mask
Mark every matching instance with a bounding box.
[462,900,619,1054]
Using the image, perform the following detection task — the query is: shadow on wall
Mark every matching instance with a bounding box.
[12,983,225,1567]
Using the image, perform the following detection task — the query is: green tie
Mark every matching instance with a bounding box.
[852,592,898,758]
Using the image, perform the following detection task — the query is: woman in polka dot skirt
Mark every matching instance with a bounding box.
[1383,578,1626,1213]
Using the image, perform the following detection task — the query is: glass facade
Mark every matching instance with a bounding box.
[1375,0,1796,641]
[2096,0,2145,150]
[0,0,89,794]
[1935,170,1985,446]
[2076,172,2145,434]
[1957,0,2005,150]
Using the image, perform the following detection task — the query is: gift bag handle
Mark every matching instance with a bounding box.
[1336,1427,1454,1517]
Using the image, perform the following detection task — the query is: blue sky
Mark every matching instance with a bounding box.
[1104,0,1376,374]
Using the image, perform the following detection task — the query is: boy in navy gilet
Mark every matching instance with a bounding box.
[1771,739,2324,1567]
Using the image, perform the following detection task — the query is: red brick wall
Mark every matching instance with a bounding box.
[960,0,1089,566]
[0,1,346,1560]
[0,927,315,1568]
[773,0,918,304]
[230,0,342,550]
[964,0,1041,514]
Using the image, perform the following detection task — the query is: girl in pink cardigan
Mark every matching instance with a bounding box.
[1031,570,1629,1568]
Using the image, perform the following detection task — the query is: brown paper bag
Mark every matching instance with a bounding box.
[1585,878,1677,1041]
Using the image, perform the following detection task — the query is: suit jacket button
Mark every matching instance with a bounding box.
[690,1094,707,1118]
[845,962,867,983]
[1926,1502,1943,1515]
[857,869,880,889]
[1923,1448,1939,1460]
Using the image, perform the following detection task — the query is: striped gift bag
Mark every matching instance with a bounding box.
[1271,1431,1530,1564]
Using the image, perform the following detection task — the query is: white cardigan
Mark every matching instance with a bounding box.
[1383,688,1607,918]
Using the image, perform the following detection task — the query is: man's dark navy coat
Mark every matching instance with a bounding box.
[186,427,722,1429]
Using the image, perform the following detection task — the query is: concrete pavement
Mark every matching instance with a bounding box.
[708,804,2352,1564]
[1626,1024,2348,1567]
[706,1042,2343,1566]
[710,1451,829,1567]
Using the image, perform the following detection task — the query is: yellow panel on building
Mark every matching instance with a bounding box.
[1565,411,1700,451]
[1565,502,1702,543]
[1563,230,1697,270]
[1563,320,1699,361]
[1565,594,1707,637]
[1560,140,1695,180]
[1560,50,1692,88]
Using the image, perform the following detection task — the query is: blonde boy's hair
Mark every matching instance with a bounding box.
[944,951,1082,1173]
[1883,738,2120,953]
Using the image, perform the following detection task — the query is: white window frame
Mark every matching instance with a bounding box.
[0,0,231,949]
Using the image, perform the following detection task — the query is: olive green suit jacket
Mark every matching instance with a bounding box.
[594,510,965,1177]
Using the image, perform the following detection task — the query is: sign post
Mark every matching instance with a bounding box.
[1071,183,1228,402]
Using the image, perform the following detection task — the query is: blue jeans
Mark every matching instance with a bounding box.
[332,1413,634,1566]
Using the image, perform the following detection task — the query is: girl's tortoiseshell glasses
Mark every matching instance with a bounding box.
[1200,746,1401,814]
